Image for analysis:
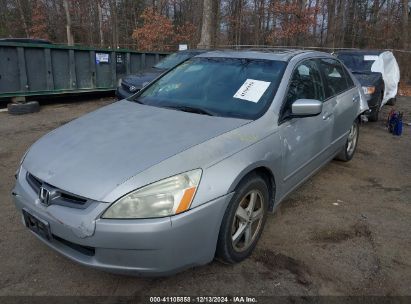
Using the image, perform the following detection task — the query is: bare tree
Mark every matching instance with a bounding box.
[403,0,409,48]
[109,0,118,48]
[0,0,409,53]
[63,0,74,45]
[98,0,104,47]
[15,0,29,37]
[198,0,213,48]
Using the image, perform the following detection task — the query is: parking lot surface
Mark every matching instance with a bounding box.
[0,97,410,296]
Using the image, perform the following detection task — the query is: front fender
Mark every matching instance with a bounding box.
[192,132,283,209]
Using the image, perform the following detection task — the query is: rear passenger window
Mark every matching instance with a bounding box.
[285,60,324,113]
[318,59,350,98]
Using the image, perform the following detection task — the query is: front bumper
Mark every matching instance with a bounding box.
[12,169,232,276]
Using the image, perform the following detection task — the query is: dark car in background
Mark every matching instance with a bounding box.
[335,50,395,121]
[116,49,206,99]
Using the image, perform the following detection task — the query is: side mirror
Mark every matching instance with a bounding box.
[291,99,323,117]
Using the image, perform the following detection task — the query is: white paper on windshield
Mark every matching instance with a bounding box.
[364,55,379,61]
[233,79,271,103]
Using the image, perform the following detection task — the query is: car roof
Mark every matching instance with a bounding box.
[195,49,332,62]
[179,49,208,54]
[335,49,383,55]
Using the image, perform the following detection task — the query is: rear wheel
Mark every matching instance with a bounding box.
[368,93,382,122]
[368,107,379,122]
[386,97,396,106]
[216,174,269,264]
[336,120,359,162]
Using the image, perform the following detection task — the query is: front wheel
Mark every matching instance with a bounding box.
[216,174,269,264]
[335,120,359,162]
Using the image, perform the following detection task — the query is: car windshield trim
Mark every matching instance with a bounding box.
[130,57,287,120]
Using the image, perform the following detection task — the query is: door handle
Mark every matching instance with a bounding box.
[353,95,360,103]
[322,112,333,120]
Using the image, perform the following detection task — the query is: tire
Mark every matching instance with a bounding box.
[7,101,40,115]
[386,97,396,106]
[368,92,382,122]
[335,120,359,162]
[368,107,379,122]
[216,173,269,264]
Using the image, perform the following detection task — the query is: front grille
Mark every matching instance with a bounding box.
[53,234,95,256]
[26,172,41,194]
[26,172,90,209]
[60,192,87,204]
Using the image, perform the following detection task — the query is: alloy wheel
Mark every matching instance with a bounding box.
[346,123,358,156]
[231,190,265,252]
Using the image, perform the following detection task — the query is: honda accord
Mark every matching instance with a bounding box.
[12,50,367,276]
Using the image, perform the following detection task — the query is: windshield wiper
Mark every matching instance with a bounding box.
[163,105,215,116]
[133,98,145,105]
[351,70,371,74]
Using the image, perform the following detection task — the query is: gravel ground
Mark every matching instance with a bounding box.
[0,96,410,297]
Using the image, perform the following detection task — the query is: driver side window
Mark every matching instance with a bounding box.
[284,60,325,115]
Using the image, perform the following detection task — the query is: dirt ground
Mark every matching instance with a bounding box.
[0,96,410,297]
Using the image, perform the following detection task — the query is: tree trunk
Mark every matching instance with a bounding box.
[198,0,213,48]
[326,0,335,48]
[336,0,345,47]
[16,0,29,37]
[402,0,409,49]
[320,0,327,45]
[211,0,220,47]
[109,0,118,48]
[63,0,74,46]
[344,0,355,48]
[313,0,320,45]
[98,1,104,47]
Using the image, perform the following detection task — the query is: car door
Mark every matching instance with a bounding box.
[317,58,359,150]
[279,59,334,194]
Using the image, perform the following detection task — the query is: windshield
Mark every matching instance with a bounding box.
[133,57,287,120]
[337,53,379,73]
[153,52,193,69]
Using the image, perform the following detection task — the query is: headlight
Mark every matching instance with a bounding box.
[117,78,122,87]
[129,85,139,93]
[102,169,202,219]
[362,86,376,95]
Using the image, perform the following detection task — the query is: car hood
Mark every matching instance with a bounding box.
[122,68,165,87]
[351,72,382,86]
[23,100,249,202]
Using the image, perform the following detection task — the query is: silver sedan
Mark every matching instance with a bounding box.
[12,50,368,275]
